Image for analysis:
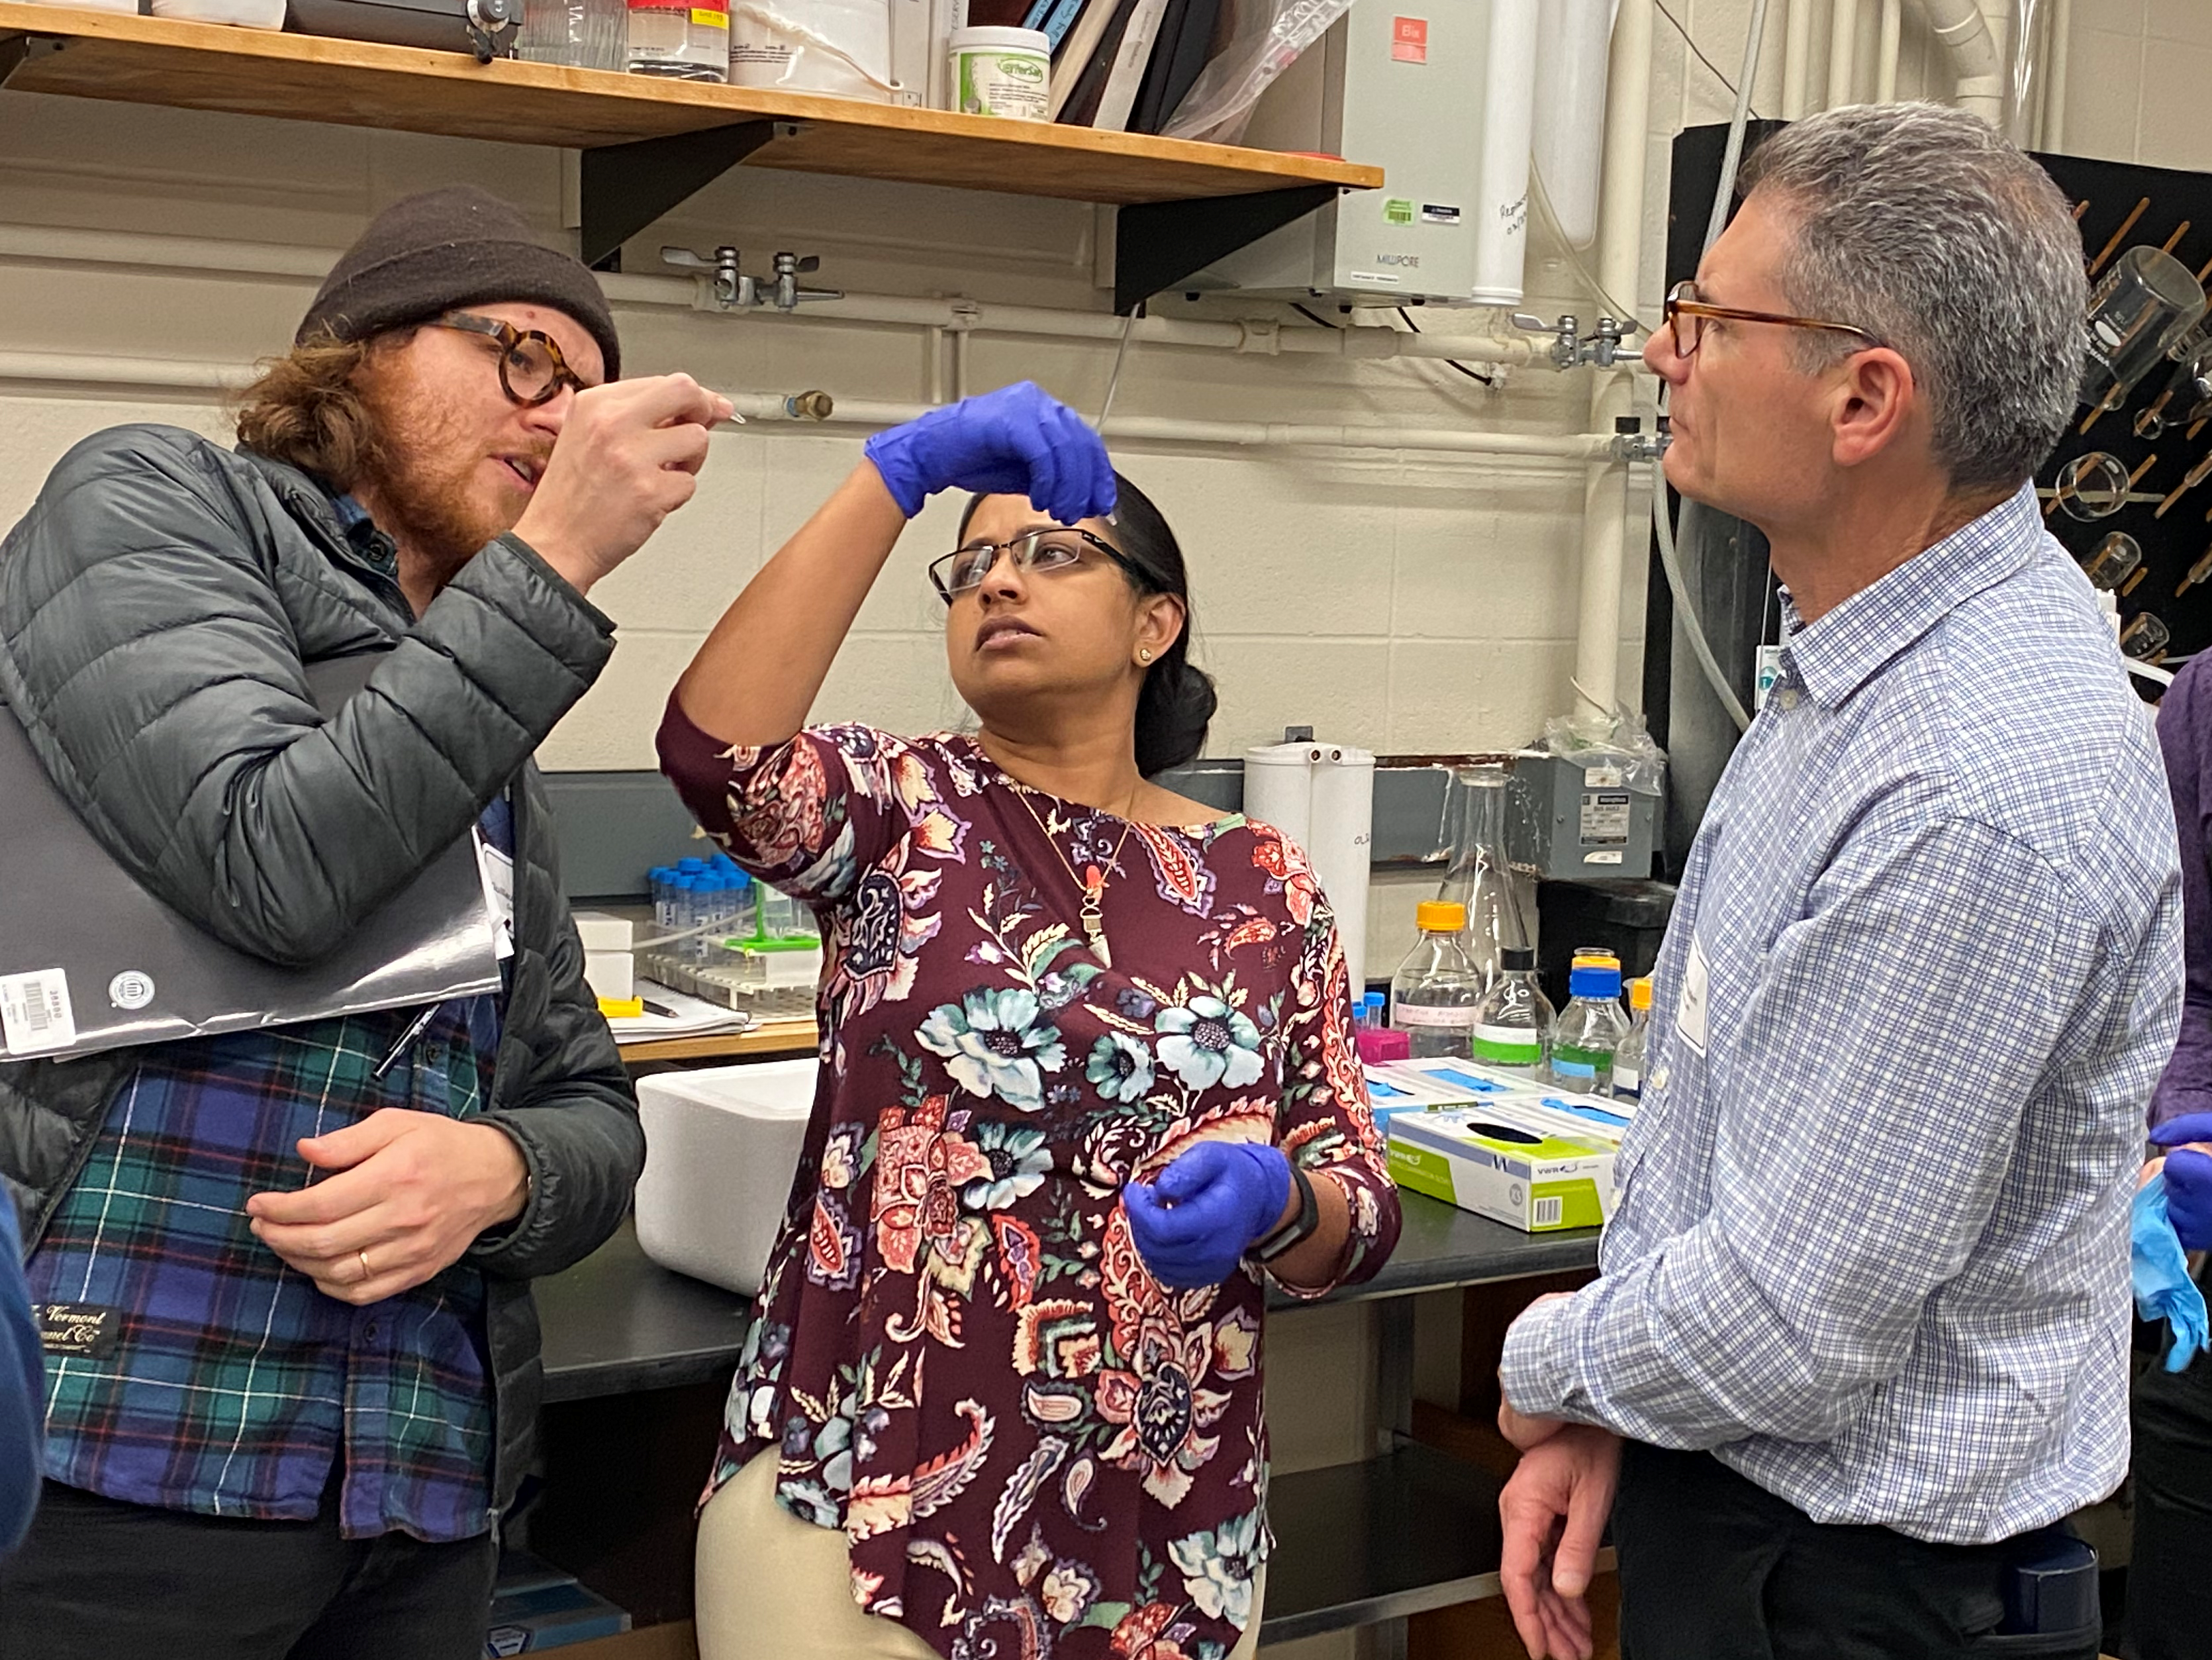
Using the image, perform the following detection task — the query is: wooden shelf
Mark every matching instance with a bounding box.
[0,4,1378,205]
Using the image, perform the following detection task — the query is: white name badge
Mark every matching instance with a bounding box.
[475,832,516,961]
[1677,932,1711,1056]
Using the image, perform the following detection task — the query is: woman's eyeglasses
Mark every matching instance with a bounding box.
[928,527,1144,603]
[428,313,594,407]
[1662,279,1883,360]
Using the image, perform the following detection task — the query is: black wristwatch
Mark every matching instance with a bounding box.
[1249,1161,1320,1264]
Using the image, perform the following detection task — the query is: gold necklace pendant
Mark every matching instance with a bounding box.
[1081,868,1111,967]
[1012,781,1137,971]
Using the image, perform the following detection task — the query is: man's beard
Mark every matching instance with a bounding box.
[352,370,521,585]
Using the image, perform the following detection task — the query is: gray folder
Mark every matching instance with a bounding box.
[0,653,501,1061]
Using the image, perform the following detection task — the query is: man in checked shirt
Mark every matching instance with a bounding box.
[1494,105,2184,1659]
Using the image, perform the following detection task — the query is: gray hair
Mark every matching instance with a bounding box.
[1735,103,2086,495]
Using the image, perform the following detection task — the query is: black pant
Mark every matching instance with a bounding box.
[1613,1441,2101,1660]
[0,1478,498,1660]
[2126,1343,2212,1660]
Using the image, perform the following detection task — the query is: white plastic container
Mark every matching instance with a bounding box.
[150,0,286,23]
[729,0,897,101]
[26,0,140,13]
[949,25,1049,120]
[635,1060,817,1295]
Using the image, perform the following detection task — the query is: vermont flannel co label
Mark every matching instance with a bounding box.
[37,1303,121,1359]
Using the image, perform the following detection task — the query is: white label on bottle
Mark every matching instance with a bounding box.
[1393,1002,1478,1028]
[0,969,75,1056]
[1614,1065,1640,1099]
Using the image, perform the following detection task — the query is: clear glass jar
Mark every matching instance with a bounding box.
[1469,946,1553,1076]
[1390,901,1484,1060]
[1435,764,1525,991]
[518,0,626,70]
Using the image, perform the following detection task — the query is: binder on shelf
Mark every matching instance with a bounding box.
[0,654,502,1063]
[1090,0,1171,132]
[1046,0,1124,120]
[1127,0,1218,134]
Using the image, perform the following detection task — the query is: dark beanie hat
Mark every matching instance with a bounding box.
[297,185,620,379]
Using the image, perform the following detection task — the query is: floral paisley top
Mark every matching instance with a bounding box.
[658,701,1401,1660]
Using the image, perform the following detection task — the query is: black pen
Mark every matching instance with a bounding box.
[642,999,678,1018]
[371,1004,442,1080]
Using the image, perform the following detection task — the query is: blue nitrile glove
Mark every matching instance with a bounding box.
[861,381,1116,526]
[2149,1113,2212,1251]
[1123,1142,1294,1290]
[2133,1173,2208,1373]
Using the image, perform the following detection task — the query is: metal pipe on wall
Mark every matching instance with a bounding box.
[1878,0,1902,101]
[1568,0,1655,734]
[0,350,1615,460]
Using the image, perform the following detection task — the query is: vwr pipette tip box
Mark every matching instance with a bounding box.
[1367,1058,1633,1232]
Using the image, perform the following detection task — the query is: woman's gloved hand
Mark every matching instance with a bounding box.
[861,381,1116,526]
[2134,1172,2209,1373]
[1124,1142,1292,1290]
[2148,1113,2212,1250]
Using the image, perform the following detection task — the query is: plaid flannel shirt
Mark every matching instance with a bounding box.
[1502,485,2184,1543]
[28,792,512,1545]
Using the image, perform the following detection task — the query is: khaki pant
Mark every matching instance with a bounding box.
[695,1453,1266,1659]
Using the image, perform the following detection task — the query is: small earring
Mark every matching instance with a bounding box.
[1138,648,1153,663]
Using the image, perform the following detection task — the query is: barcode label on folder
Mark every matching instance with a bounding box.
[0,968,76,1056]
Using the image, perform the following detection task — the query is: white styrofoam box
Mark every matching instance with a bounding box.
[571,910,636,954]
[635,1059,819,1294]
[583,951,634,1002]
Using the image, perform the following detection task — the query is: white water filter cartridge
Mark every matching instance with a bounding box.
[1472,0,1542,306]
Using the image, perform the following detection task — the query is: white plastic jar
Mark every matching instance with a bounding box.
[948,25,1049,120]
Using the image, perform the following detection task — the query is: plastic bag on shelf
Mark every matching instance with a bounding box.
[1161,0,1353,147]
[1539,706,1666,797]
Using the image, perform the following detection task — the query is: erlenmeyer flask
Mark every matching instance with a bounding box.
[1435,764,1525,989]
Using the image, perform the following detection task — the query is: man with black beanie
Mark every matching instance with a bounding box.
[0,185,732,1658]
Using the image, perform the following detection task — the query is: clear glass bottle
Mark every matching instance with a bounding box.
[1435,764,1525,990]
[518,0,626,70]
[1390,901,1484,1059]
[627,0,730,79]
[1549,962,1629,1095]
[1470,946,1554,1076]
[1613,975,1653,1101]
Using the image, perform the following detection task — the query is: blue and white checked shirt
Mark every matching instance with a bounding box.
[1501,484,2183,1543]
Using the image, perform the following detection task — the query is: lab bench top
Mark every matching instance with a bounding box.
[537,1197,1600,1403]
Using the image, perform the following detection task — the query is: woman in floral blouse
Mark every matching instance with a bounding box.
[659,382,1401,1660]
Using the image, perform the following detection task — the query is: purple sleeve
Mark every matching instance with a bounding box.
[2151,657,2212,1130]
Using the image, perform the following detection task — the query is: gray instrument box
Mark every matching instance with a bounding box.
[1508,752,1661,881]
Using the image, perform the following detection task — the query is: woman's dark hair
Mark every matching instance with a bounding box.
[957,471,1217,776]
